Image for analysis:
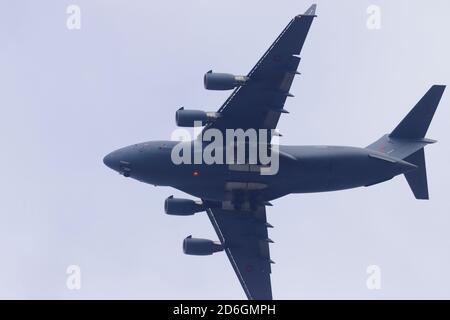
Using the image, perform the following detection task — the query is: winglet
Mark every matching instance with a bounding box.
[298,4,317,17]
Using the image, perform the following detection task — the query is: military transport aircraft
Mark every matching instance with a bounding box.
[103,4,445,299]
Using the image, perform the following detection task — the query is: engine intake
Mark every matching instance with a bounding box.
[204,70,248,91]
[164,196,205,216]
[175,108,220,127]
[183,236,223,256]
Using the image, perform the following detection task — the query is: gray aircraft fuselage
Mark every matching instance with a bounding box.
[103,141,415,202]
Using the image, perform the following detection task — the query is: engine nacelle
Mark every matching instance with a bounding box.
[183,235,223,256]
[175,108,220,127]
[204,70,248,90]
[164,196,205,216]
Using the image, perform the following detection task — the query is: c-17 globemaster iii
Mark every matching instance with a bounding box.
[103,4,445,299]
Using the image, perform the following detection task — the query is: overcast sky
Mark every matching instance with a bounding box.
[0,0,449,299]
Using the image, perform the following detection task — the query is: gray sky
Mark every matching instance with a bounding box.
[0,0,449,299]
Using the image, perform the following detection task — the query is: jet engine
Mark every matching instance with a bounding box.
[183,235,223,256]
[204,70,248,90]
[175,108,220,127]
[164,196,205,216]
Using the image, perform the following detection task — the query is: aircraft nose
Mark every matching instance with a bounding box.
[103,148,134,177]
[103,151,117,170]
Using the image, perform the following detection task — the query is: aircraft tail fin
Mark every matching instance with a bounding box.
[390,85,445,139]
[366,85,446,199]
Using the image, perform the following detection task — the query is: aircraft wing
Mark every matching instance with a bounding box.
[206,206,273,300]
[205,4,317,133]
